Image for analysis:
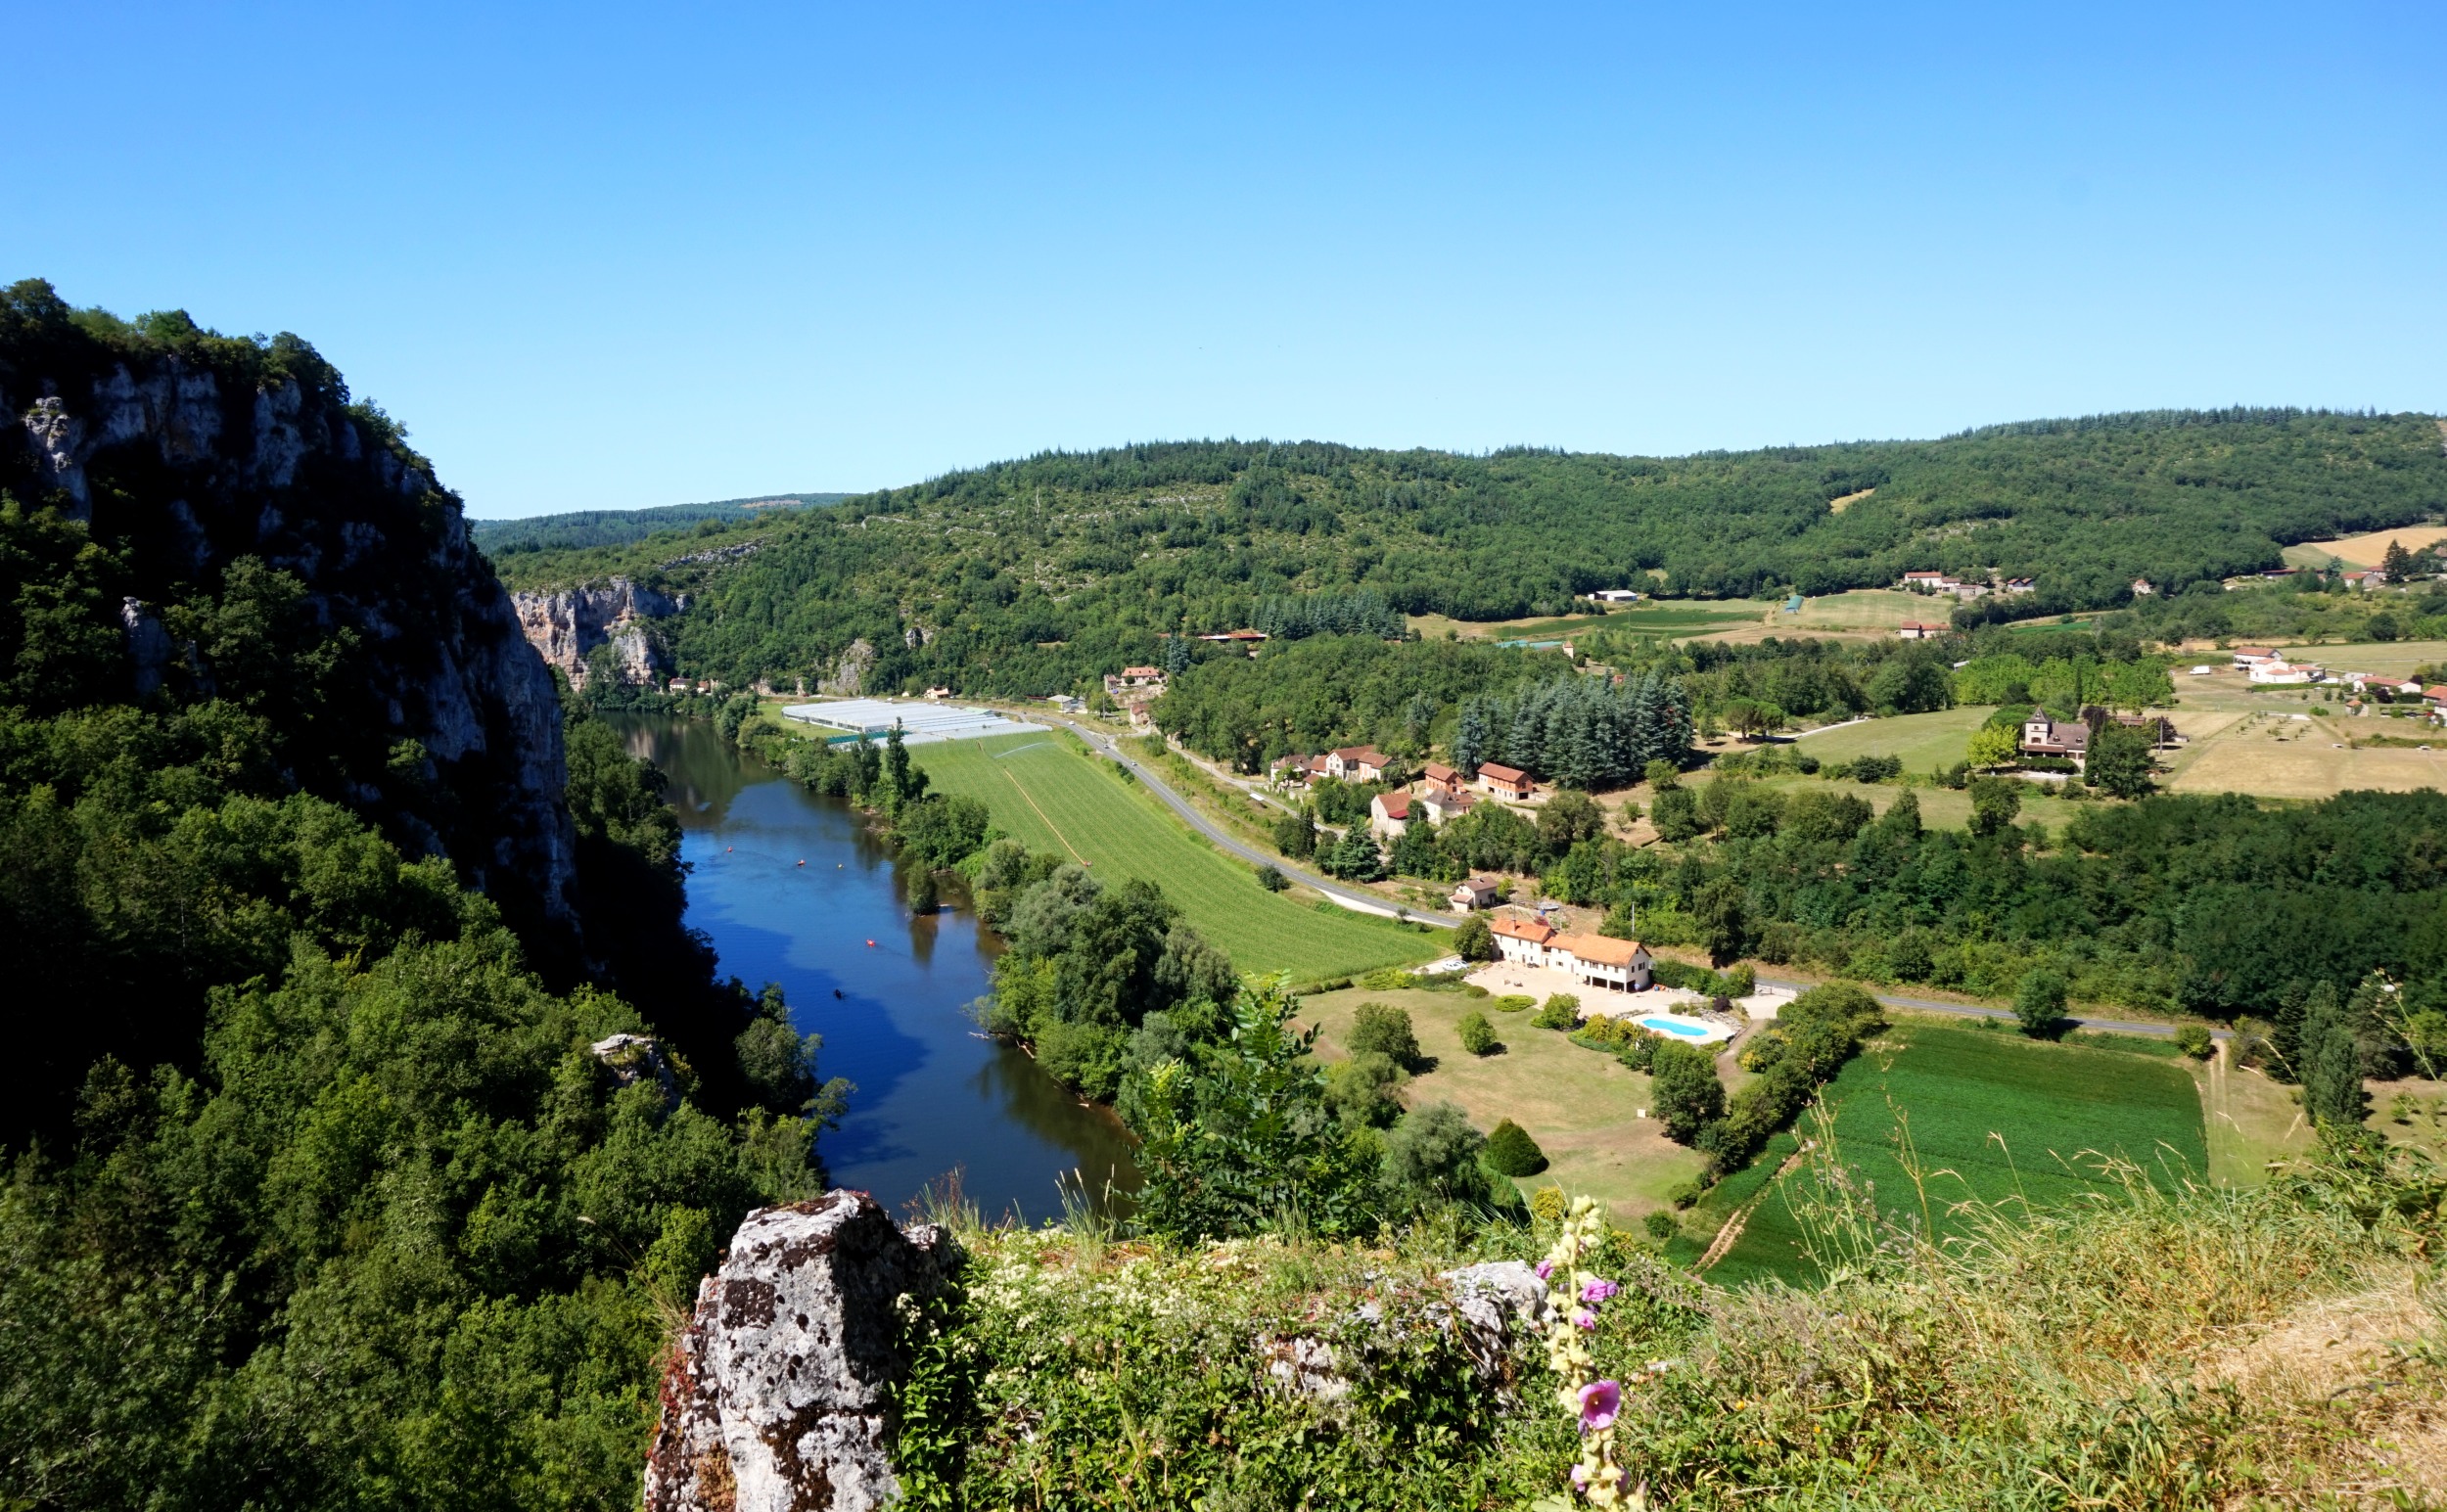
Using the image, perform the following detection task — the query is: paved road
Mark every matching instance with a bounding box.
[1016,712,1459,930]
[994,710,2209,1036]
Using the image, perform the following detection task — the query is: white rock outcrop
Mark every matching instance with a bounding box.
[644,1192,962,1512]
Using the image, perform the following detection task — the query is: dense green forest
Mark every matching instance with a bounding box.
[0,285,845,1508]
[492,413,2445,699]
[472,491,847,555]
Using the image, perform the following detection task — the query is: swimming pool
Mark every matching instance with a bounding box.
[1640,1017,1711,1037]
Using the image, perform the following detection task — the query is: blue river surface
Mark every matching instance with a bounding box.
[609,713,1137,1221]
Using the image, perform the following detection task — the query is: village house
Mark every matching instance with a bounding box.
[1420,760,1464,798]
[2020,713,2091,762]
[2248,660,2322,686]
[1196,628,1270,643]
[1899,571,1952,590]
[1269,754,1311,787]
[1450,873,1503,913]
[1896,620,1948,640]
[1125,700,1156,729]
[668,677,692,694]
[1418,787,1477,824]
[2231,646,2276,668]
[2002,577,2037,595]
[1587,588,1642,604]
[2426,686,2447,710]
[1369,790,1411,839]
[1478,762,1536,802]
[1326,746,1389,782]
[2131,577,2155,596]
[1488,913,1654,991]
[1102,665,1166,703]
[924,686,951,700]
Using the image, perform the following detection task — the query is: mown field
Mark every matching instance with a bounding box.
[914,731,1439,980]
[1302,986,1708,1222]
[1707,1019,2209,1286]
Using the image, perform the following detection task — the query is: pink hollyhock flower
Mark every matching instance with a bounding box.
[1578,1379,1622,1431]
[1572,1307,1598,1330]
[1581,1278,1619,1305]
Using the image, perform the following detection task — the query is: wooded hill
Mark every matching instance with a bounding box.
[473,490,849,555]
[494,411,2447,697]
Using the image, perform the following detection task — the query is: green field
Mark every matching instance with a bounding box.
[1708,1020,2209,1286]
[1793,705,1991,771]
[913,732,1439,980]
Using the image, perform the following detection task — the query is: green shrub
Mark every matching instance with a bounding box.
[1461,983,1490,999]
[1348,1001,1421,1069]
[1457,1011,1499,1056]
[2176,1024,2214,1059]
[1528,1184,1568,1222]
[1491,993,1535,1014]
[1483,1119,1547,1175]
[1531,994,1580,1030]
[1665,1178,1705,1209]
[1642,1210,1680,1240]
[1360,967,1416,991]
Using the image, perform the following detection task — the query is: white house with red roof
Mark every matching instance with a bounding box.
[1479,762,1535,801]
[1488,912,1653,990]
[1368,790,1412,839]
[1327,746,1389,781]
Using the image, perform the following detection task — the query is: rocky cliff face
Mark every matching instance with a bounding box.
[646,1192,962,1512]
[0,297,579,931]
[512,577,682,690]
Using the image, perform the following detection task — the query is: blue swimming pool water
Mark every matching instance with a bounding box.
[1641,1017,1711,1037]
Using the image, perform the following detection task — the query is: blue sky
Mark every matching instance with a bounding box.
[9,2,2440,517]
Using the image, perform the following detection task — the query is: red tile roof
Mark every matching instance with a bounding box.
[1480,762,1529,784]
[1374,792,1411,819]
[1491,915,1554,943]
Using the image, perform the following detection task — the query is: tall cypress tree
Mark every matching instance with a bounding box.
[2300,982,2368,1128]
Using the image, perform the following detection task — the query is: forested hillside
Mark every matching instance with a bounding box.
[474,491,848,555]
[0,282,842,1507]
[494,412,2445,699]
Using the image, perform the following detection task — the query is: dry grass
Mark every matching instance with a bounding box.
[2285,525,2447,569]
[2168,710,2447,800]
[1298,985,1708,1220]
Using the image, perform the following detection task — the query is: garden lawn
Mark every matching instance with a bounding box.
[1300,987,1710,1223]
[1709,1018,2209,1287]
[1793,705,1992,771]
[915,732,1438,980]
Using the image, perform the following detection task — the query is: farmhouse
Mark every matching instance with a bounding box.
[2020,714,2090,761]
[2231,646,2276,667]
[1587,588,1642,604]
[1896,620,1948,640]
[1420,760,1464,797]
[2248,661,2322,686]
[1368,790,1411,839]
[1327,746,1389,782]
[1487,913,1654,991]
[1479,762,1535,801]
[1418,788,1477,823]
[1450,874,1502,913]
[2131,577,2155,596]
[1102,665,1166,702]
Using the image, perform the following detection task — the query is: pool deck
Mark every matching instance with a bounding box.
[1463,962,1790,1047]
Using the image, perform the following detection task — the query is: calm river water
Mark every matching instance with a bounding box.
[609,714,1137,1220]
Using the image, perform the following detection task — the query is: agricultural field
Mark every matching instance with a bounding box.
[1299,985,1707,1221]
[913,731,1440,980]
[2160,693,2447,801]
[1705,1019,2210,1286]
[2283,525,2447,570]
[1792,705,1989,770]
[1408,600,1771,642]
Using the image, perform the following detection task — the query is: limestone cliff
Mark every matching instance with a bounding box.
[0,291,579,931]
[512,577,683,690]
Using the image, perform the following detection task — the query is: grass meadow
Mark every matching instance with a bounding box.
[1707,1018,2209,1286]
[914,731,1440,980]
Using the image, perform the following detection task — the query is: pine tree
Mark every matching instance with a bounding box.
[1454,698,1493,777]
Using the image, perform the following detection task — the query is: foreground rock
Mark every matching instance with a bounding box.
[645,1192,962,1512]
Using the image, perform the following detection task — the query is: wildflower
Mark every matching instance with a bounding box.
[1580,1278,1619,1306]
[1572,1307,1598,1330]
[1578,1380,1622,1431]
[1537,1260,1554,1279]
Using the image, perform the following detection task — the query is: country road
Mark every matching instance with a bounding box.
[973,707,2205,1037]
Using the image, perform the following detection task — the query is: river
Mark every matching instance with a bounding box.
[610,714,1138,1220]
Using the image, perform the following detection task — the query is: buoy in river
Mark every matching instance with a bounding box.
[866,939,875,947]
[797,859,806,866]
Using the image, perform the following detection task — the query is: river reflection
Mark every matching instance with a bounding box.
[608,714,1137,1220]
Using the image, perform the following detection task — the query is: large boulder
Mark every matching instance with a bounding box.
[645,1192,962,1512]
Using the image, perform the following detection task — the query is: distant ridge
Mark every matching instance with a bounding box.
[475,492,852,555]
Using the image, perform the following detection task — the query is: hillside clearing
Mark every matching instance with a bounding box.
[914,731,1439,980]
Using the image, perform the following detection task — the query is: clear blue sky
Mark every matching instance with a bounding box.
[8,2,2440,517]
